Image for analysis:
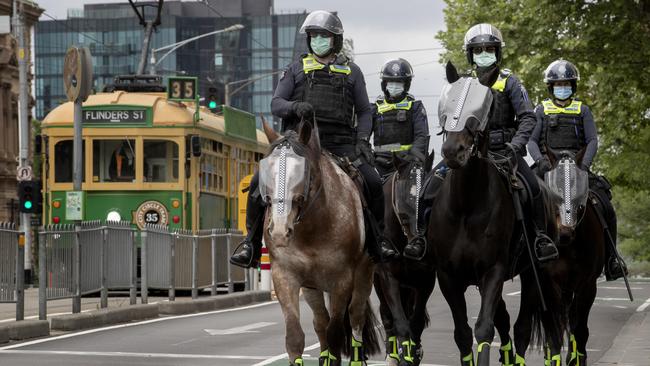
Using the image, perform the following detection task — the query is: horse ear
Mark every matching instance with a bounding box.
[547,148,557,166]
[261,114,280,143]
[308,120,322,156]
[445,61,460,83]
[424,150,435,173]
[298,119,312,145]
[575,147,587,168]
[392,151,410,171]
[478,66,499,87]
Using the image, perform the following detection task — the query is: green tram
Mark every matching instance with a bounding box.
[40,77,268,231]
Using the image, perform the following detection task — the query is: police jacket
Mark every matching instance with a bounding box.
[528,99,598,169]
[271,53,372,149]
[484,68,536,152]
[371,95,429,159]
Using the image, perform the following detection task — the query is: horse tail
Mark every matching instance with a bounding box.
[527,271,568,350]
[342,300,381,357]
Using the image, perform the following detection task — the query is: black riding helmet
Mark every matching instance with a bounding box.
[380,58,414,102]
[543,59,580,95]
[299,10,344,57]
[463,23,505,65]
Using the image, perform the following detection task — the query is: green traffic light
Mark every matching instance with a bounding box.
[24,201,32,209]
[208,101,218,109]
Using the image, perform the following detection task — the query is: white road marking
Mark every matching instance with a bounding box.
[506,291,521,296]
[0,300,279,350]
[0,349,271,360]
[595,297,630,301]
[204,321,276,335]
[636,297,650,312]
[599,286,642,290]
[251,341,321,366]
[613,305,628,309]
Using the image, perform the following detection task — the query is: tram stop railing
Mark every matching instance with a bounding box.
[0,222,25,321]
[37,221,251,320]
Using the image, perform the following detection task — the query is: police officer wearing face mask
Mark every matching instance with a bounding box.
[229,10,397,269]
[422,23,559,262]
[528,59,627,280]
[371,58,430,259]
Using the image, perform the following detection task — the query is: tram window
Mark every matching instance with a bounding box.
[144,140,179,182]
[54,140,85,183]
[93,139,136,182]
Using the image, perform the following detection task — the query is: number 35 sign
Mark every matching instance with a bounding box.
[135,200,169,229]
[167,77,198,102]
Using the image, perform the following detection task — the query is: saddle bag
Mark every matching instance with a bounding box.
[489,129,514,151]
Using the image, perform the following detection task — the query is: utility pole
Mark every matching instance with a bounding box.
[14,0,31,285]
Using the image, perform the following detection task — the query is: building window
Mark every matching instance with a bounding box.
[143,140,179,182]
[93,139,136,182]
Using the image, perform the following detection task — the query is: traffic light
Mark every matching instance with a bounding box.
[18,180,39,214]
[206,87,220,112]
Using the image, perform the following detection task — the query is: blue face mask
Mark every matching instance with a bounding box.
[386,82,404,98]
[474,51,497,67]
[310,35,332,57]
[553,86,573,100]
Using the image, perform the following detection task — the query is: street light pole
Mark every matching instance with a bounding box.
[149,24,244,75]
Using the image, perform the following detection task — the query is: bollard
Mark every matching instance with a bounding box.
[130,228,137,305]
[38,230,47,320]
[100,226,108,309]
[211,229,217,296]
[191,234,198,300]
[260,245,271,291]
[141,230,148,304]
[16,231,24,321]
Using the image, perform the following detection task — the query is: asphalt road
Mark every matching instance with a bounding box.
[0,278,647,366]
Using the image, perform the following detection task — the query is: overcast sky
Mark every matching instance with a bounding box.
[33,0,448,154]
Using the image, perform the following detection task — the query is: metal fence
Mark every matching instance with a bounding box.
[0,222,24,320]
[141,225,247,303]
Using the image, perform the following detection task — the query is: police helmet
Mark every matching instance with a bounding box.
[543,59,580,94]
[300,10,344,57]
[463,23,505,65]
[380,58,414,101]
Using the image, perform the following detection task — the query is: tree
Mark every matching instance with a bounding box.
[437,0,650,262]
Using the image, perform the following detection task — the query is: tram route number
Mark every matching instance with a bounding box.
[167,77,197,101]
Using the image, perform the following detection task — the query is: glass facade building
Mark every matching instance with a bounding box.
[34,1,308,127]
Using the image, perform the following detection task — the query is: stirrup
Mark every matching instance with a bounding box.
[534,233,558,262]
[403,236,427,261]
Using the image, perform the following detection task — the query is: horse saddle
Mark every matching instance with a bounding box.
[328,153,369,209]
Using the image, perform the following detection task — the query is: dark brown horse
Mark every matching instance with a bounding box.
[260,118,379,366]
[430,63,564,366]
[514,150,607,366]
[374,153,435,366]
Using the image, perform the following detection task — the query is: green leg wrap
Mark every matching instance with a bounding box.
[387,336,399,361]
[319,349,338,366]
[499,340,514,366]
[568,334,585,366]
[400,338,416,363]
[291,356,304,366]
[514,353,526,366]
[461,352,475,366]
[350,337,366,366]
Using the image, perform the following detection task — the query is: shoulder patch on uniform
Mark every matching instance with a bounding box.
[519,84,529,103]
[280,68,288,80]
[501,68,512,76]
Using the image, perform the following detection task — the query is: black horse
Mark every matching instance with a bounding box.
[431,63,565,366]
[374,153,435,366]
[514,149,625,366]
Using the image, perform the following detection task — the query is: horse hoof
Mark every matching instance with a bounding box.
[567,355,586,366]
[385,355,399,366]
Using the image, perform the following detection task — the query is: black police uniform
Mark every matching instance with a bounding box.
[371,95,429,178]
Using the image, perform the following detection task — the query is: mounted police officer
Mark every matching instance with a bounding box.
[229,10,397,268]
[371,58,430,259]
[417,23,558,262]
[528,59,627,280]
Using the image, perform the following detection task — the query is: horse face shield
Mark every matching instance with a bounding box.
[259,144,308,220]
[545,156,588,229]
[395,163,424,238]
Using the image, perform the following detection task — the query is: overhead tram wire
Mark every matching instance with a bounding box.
[40,12,119,50]
[355,47,444,56]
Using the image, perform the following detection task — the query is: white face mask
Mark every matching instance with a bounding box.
[386,82,404,98]
[474,51,497,67]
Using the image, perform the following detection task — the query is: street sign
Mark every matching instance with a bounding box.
[16,166,32,181]
[63,46,93,103]
[167,77,198,102]
[65,191,85,221]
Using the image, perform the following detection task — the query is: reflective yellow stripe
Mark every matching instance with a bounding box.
[302,54,351,74]
[376,99,413,114]
[542,99,582,115]
[492,74,509,92]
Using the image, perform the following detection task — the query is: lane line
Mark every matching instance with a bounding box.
[636,297,650,312]
[0,300,279,350]
[204,321,276,335]
[251,342,321,366]
[595,297,631,301]
[0,349,271,360]
[506,291,521,296]
[599,286,642,290]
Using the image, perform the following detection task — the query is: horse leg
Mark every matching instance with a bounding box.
[376,268,412,366]
[494,297,515,366]
[373,270,399,366]
[326,284,352,366]
[438,272,474,366]
[409,278,436,366]
[348,262,378,366]
[567,281,596,366]
[273,269,305,365]
[304,288,331,361]
[514,272,537,366]
[475,266,506,366]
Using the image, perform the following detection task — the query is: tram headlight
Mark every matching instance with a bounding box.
[107,211,122,222]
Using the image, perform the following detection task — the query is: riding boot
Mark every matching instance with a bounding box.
[366,196,398,262]
[531,194,559,262]
[229,190,265,268]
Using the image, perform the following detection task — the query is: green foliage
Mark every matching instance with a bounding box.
[437,0,650,261]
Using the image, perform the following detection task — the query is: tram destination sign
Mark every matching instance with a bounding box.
[83,109,148,124]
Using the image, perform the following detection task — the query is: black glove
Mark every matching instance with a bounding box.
[504,142,522,168]
[407,149,426,164]
[292,102,314,121]
[356,138,375,165]
[536,157,552,174]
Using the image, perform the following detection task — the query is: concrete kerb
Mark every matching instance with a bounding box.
[50,304,159,331]
[0,320,49,341]
[158,290,272,315]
